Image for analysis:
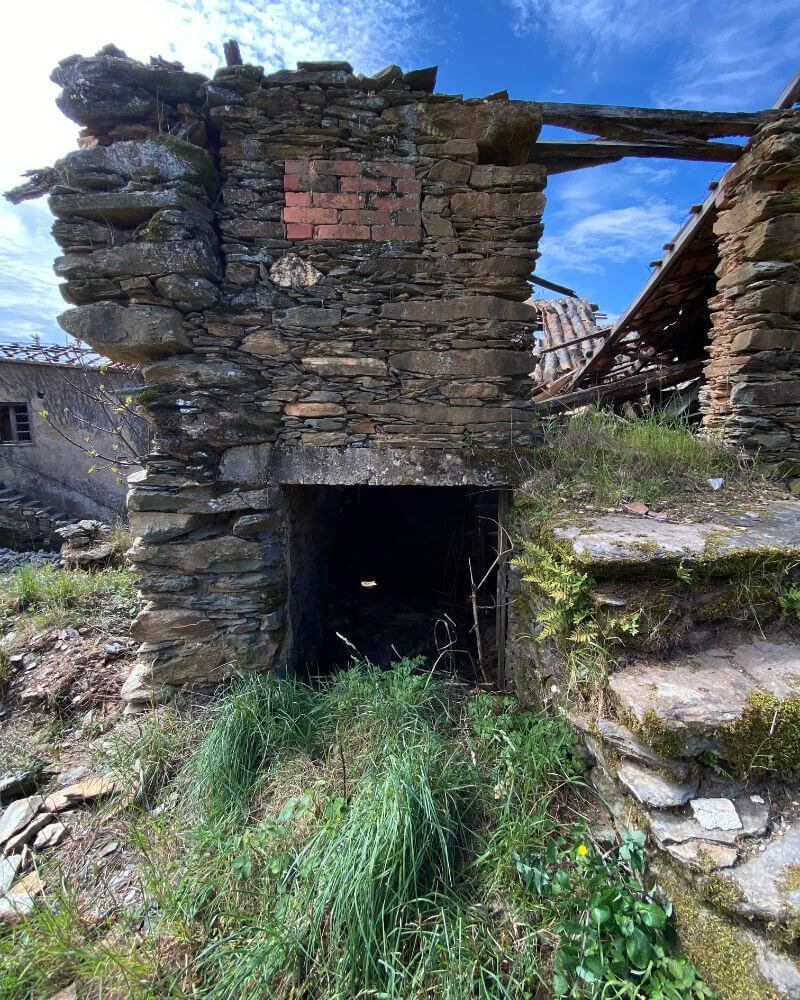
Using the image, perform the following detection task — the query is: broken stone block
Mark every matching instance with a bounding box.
[58,301,192,362]
[0,855,23,894]
[0,770,42,805]
[4,811,58,854]
[43,775,117,813]
[0,797,43,849]
[33,822,68,851]
[0,870,43,922]
[691,797,742,832]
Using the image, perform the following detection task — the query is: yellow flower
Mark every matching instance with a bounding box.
[576,843,589,857]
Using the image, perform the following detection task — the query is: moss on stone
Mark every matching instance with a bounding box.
[154,134,218,193]
[657,865,782,1000]
[780,863,800,893]
[720,691,800,776]
[636,708,688,760]
[136,210,172,243]
[701,873,746,914]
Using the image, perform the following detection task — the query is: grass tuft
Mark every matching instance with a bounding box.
[0,563,137,631]
[519,406,762,509]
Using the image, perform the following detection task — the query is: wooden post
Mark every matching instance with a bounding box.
[223,39,242,67]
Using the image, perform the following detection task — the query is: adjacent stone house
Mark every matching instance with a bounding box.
[0,345,146,546]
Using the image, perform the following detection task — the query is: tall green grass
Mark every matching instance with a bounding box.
[519,405,759,508]
[0,659,702,999]
[0,563,136,630]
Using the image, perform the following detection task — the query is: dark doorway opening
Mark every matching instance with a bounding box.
[284,485,506,681]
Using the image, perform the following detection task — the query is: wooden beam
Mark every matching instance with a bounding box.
[531,138,743,168]
[533,361,704,414]
[564,68,800,392]
[530,274,578,297]
[775,67,800,110]
[539,102,778,141]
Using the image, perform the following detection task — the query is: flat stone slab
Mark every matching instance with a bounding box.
[649,796,770,848]
[691,797,742,831]
[609,630,800,751]
[597,719,689,778]
[710,824,800,926]
[0,796,42,848]
[550,500,800,571]
[665,839,739,871]
[618,761,698,808]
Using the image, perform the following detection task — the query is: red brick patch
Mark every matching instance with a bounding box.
[285,191,312,207]
[283,159,421,242]
[312,192,367,209]
[283,206,338,224]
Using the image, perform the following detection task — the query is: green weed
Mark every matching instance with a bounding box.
[518,406,759,510]
[517,829,712,998]
[0,661,709,1000]
[0,563,136,631]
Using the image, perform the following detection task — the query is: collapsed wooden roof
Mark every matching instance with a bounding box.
[529,298,608,401]
[531,68,800,415]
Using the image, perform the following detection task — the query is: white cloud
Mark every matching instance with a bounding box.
[0,0,429,343]
[540,200,682,275]
[505,0,799,110]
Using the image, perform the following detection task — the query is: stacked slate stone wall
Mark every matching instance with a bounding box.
[42,47,546,706]
[702,112,800,473]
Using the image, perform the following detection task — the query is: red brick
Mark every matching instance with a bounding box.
[284,159,310,174]
[285,191,312,207]
[340,209,392,225]
[394,178,422,195]
[372,225,421,241]
[312,192,366,209]
[395,210,421,226]
[315,224,371,239]
[373,161,415,178]
[286,223,314,238]
[329,160,363,176]
[283,206,338,224]
[341,176,392,193]
[370,194,419,211]
[284,174,309,191]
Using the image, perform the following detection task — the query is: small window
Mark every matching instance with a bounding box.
[0,404,32,444]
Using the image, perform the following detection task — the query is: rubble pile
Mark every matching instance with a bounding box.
[0,766,118,921]
[702,114,800,472]
[56,519,121,569]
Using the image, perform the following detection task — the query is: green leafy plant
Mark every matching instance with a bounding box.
[779,586,800,618]
[512,541,641,688]
[516,829,713,999]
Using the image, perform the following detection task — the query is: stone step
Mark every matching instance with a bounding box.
[548,499,800,575]
[700,822,800,931]
[608,628,800,763]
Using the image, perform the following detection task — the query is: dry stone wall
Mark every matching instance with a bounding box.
[41,46,546,705]
[702,113,800,472]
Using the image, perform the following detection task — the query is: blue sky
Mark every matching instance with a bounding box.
[1,0,798,343]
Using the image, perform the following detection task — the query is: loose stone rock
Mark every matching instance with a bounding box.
[691,798,743,831]
[617,761,698,808]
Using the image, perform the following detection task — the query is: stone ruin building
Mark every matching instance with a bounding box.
[7,44,800,996]
[7,43,795,706]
